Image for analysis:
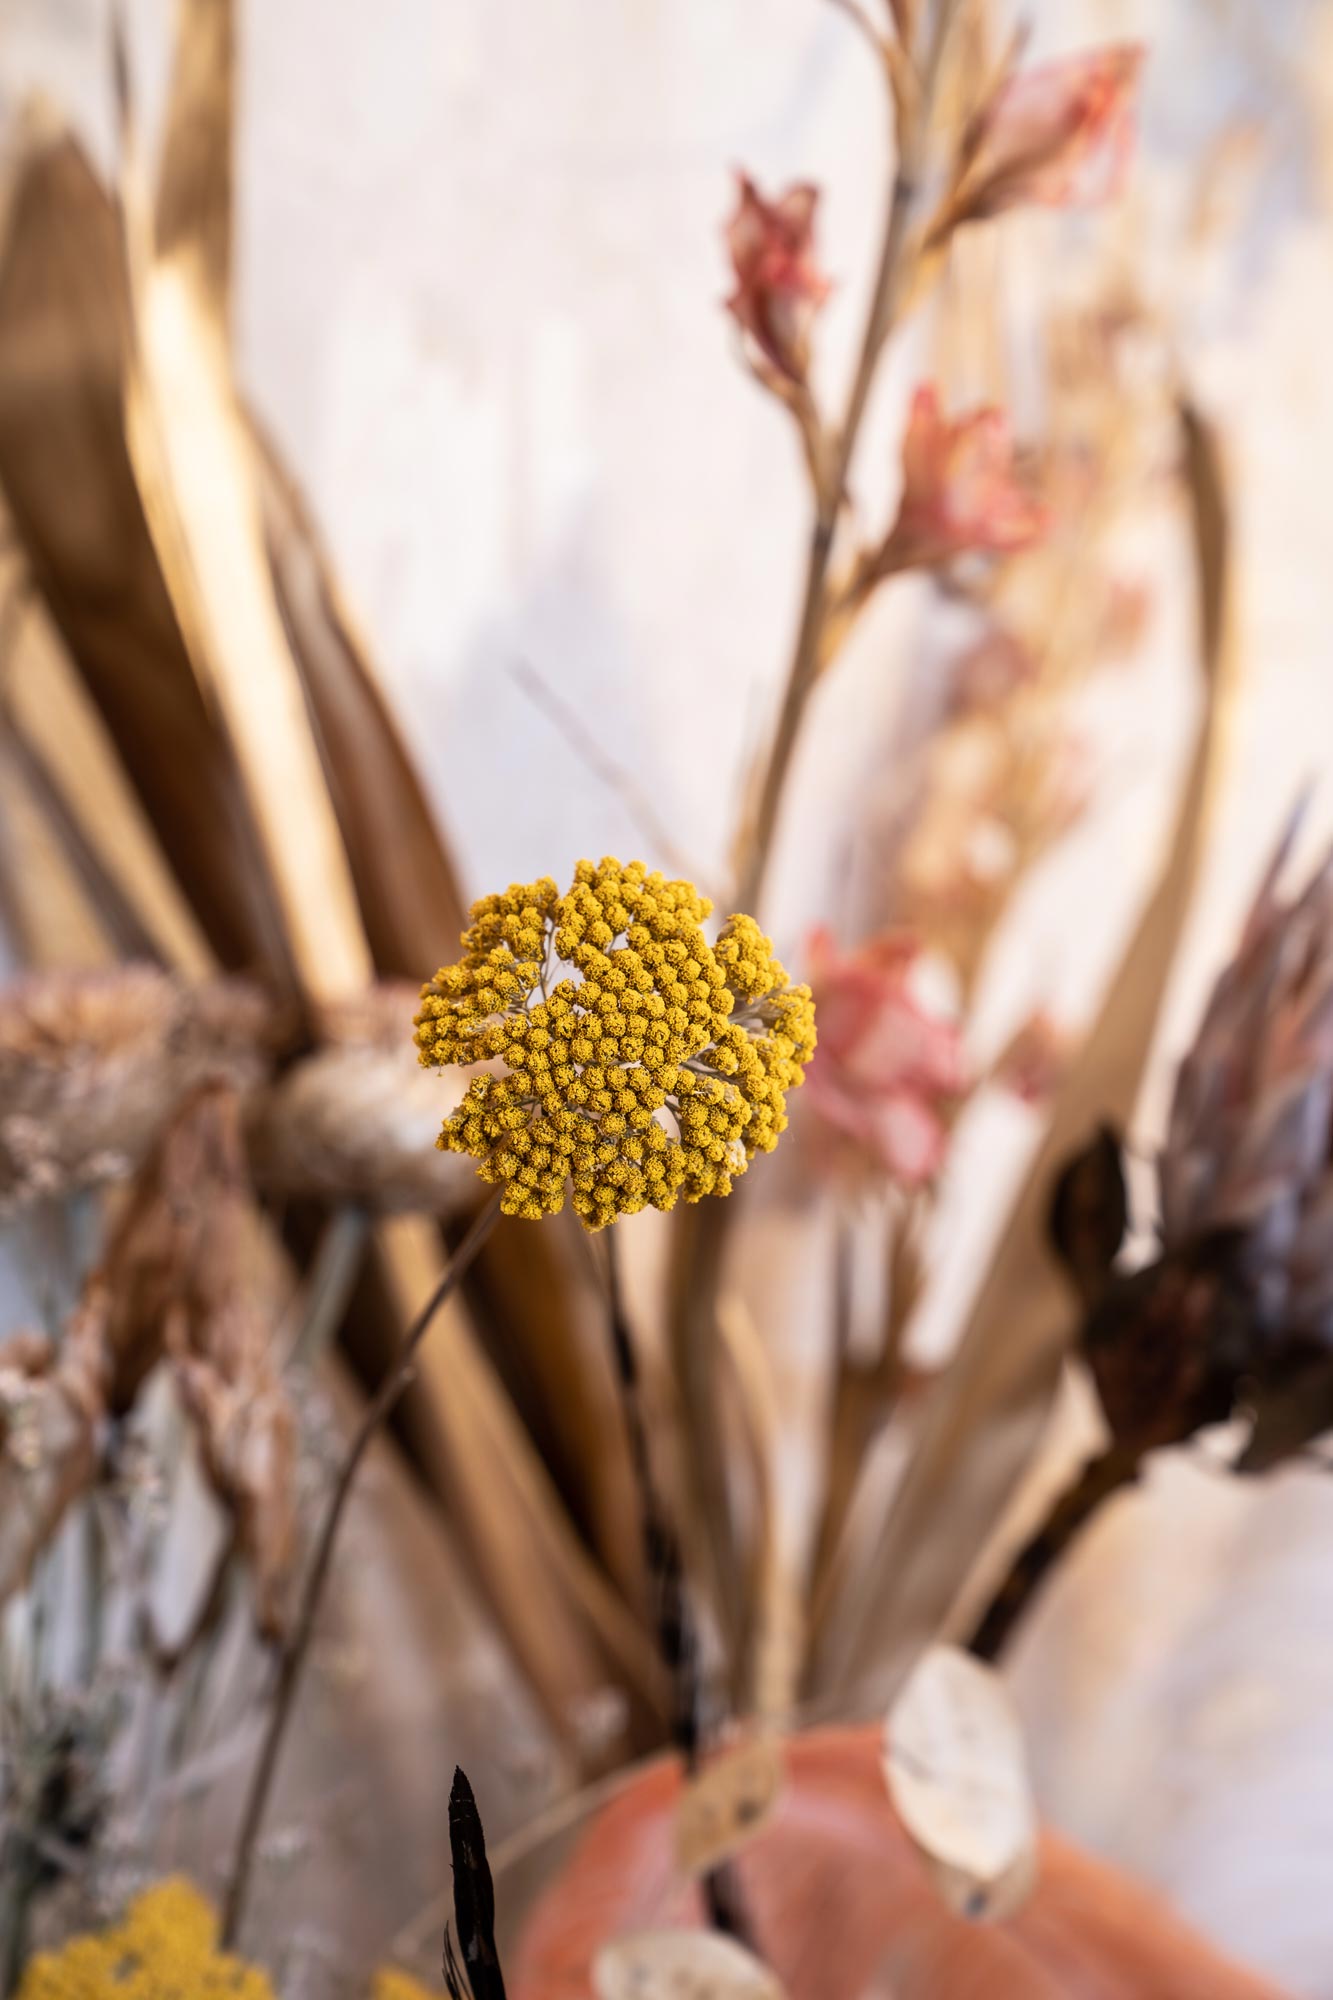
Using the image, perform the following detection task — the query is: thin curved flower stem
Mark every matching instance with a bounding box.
[677,0,961,1678]
[219,1189,505,1950]
[735,0,961,917]
[604,1233,756,1950]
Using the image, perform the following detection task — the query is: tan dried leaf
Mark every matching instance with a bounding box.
[97,1079,299,1634]
[674,1735,786,1880]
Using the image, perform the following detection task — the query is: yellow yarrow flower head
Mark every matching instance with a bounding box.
[17,1878,275,2000]
[415,858,816,1230]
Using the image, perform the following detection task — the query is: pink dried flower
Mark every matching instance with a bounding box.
[877,386,1046,575]
[805,928,966,1187]
[724,174,831,386]
[993,1011,1068,1104]
[957,45,1146,222]
[951,626,1037,712]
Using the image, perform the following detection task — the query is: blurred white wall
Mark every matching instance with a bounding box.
[4,0,1333,1990]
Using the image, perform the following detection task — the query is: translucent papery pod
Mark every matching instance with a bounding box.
[882,1645,1037,1922]
[593,1931,786,2000]
[810,401,1237,1705]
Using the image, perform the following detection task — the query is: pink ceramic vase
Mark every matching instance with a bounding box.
[512,1726,1288,2000]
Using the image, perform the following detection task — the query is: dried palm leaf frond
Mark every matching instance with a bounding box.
[0,121,290,979]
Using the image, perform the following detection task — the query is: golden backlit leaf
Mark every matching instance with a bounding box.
[154,0,235,320]
[0,127,286,973]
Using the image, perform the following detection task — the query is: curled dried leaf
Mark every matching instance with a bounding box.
[98,1081,299,1635]
[0,1289,111,1603]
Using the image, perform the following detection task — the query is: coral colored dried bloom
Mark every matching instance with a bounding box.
[958,45,1145,221]
[415,859,816,1230]
[876,386,1045,574]
[724,174,830,385]
[805,928,964,1187]
[17,1878,276,1999]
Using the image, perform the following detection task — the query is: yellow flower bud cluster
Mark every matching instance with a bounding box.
[415,858,816,1229]
[18,1879,276,1999]
[17,1876,438,2000]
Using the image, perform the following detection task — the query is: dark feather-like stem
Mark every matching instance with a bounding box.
[449,1765,507,2000]
[966,1442,1141,1662]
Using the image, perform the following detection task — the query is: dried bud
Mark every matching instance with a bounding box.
[248,983,476,1211]
[873,386,1045,577]
[805,927,965,1188]
[947,45,1145,231]
[724,174,830,388]
[993,1011,1068,1106]
[1073,822,1333,1460]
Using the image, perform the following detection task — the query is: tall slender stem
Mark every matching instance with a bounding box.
[603,1233,754,1951]
[965,1442,1140,1662]
[220,1191,504,1949]
[676,0,960,1660]
[735,0,959,915]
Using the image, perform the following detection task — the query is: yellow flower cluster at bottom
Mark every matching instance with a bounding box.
[18,1880,435,2000]
[18,1880,275,2000]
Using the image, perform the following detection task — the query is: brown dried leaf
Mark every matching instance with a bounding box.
[814,402,1238,1705]
[0,122,288,973]
[154,0,234,321]
[378,1213,665,1757]
[104,1079,299,1634]
[123,204,371,1006]
[257,443,467,975]
[0,1286,110,1603]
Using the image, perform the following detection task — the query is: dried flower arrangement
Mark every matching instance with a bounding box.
[0,0,1311,1996]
